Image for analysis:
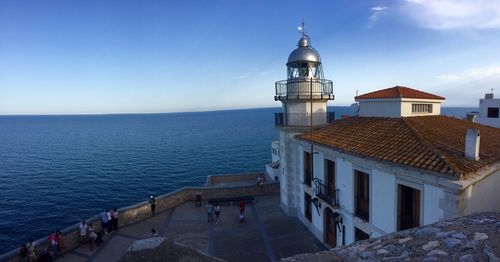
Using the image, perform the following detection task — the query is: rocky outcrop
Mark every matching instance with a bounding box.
[281,212,500,261]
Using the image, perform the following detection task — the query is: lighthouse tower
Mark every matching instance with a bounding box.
[274,28,334,215]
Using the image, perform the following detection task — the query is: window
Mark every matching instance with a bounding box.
[487,107,499,118]
[304,151,312,186]
[397,184,421,230]
[325,159,336,200]
[304,193,312,222]
[355,227,370,241]
[412,104,433,113]
[354,170,369,221]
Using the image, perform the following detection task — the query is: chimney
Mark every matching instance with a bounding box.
[466,112,477,122]
[465,129,480,160]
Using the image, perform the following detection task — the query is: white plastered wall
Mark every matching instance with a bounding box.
[371,169,396,234]
[461,170,500,214]
[423,184,445,225]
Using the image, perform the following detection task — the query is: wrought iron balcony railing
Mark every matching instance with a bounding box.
[274,112,335,127]
[315,181,339,207]
[275,78,334,101]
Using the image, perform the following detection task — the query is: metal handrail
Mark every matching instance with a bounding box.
[275,78,333,97]
[316,181,338,207]
[274,112,335,126]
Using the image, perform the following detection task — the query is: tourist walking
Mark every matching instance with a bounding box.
[99,210,109,234]
[112,207,119,230]
[239,200,245,214]
[56,230,65,257]
[88,223,97,251]
[26,239,36,262]
[47,231,58,258]
[149,195,156,216]
[214,204,221,224]
[18,244,28,262]
[78,221,88,248]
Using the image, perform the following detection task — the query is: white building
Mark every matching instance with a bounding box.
[475,92,500,128]
[271,34,500,248]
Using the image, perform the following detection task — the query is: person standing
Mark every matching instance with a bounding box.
[47,231,58,258]
[239,200,245,214]
[78,221,88,247]
[257,176,263,187]
[106,210,112,232]
[88,223,97,251]
[99,210,109,234]
[149,196,156,216]
[112,208,119,231]
[56,230,65,257]
[214,204,221,224]
[26,239,36,262]
[18,244,28,262]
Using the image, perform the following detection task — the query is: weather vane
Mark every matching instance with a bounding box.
[297,20,306,37]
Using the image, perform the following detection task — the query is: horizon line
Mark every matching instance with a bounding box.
[0,105,478,117]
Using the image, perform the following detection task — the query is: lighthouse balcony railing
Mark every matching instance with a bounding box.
[274,112,335,127]
[275,78,334,100]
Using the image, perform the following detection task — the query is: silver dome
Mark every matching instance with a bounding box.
[287,46,320,64]
[287,36,321,64]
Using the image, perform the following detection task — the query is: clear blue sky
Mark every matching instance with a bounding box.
[1,0,500,114]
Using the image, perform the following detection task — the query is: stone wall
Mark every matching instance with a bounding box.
[280,212,500,262]
[0,182,279,262]
[205,172,264,186]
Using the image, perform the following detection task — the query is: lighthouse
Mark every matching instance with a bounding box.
[273,26,334,216]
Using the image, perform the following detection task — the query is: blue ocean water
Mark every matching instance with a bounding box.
[0,106,474,254]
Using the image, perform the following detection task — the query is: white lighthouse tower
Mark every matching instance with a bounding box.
[274,26,334,215]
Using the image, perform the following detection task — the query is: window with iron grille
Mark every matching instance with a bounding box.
[412,104,433,113]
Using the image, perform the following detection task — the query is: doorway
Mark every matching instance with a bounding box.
[397,184,421,230]
[323,208,337,247]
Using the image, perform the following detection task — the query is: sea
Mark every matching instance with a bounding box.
[0,106,475,254]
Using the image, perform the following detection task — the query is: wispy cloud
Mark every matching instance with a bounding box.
[368,6,389,27]
[436,66,500,82]
[402,0,500,30]
[260,70,274,76]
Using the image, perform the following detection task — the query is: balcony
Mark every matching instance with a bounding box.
[315,181,338,207]
[275,78,334,101]
[274,112,335,127]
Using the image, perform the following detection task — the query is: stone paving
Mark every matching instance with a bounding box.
[57,193,326,262]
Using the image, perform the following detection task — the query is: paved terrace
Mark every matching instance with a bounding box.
[57,193,326,262]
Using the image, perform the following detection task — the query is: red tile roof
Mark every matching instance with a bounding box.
[355,86,445,100]
[298,116,500,179]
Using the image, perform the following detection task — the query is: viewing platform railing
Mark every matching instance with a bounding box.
[275,78,334,101]
[274,112,335,127]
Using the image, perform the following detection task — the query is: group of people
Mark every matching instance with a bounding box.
[205,201,247,224]
[77,208,119,251]
[18,230,66,262]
